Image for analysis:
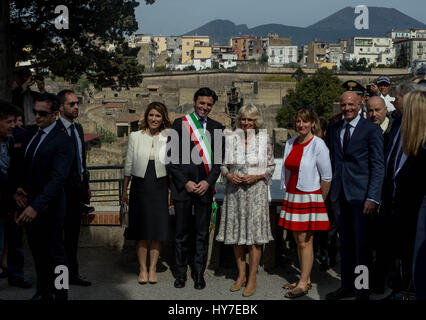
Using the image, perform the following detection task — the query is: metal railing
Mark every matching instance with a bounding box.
[87,166,124,206]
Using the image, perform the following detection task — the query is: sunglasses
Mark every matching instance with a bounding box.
[68,101,79,107]
[32,109,53,117]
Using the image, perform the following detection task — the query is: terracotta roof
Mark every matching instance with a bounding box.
[84,134,103,142]
[116,114,141,123]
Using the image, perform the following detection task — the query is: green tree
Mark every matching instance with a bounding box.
[276,68,343,128]
[258,53,268,64]
[212,61,220,70]
[291,66,307,82]
[0,0,156,100]
[341,58,371,72]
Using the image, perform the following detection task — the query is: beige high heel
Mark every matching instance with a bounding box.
[230,280,246,292]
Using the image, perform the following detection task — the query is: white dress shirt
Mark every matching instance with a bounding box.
[340,114,361,147]
[380,93,396,113]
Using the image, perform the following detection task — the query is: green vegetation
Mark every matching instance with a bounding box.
[154,65,170,72]
[182,65,196,71]
[396,46,409,68]
[277,67,344,128]
[96,127,117,144]
[292,66,307,82]
[264,75,295,82]
[341,58,371,72]
[258,53,269,64]
[1,0,156,99]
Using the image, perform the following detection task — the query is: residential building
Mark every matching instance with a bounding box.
[212,45,237,69]
[307,41,326,65]
[134,35,158,71]
[166,37,182,66]
[193,44,212,70]
[153,36,167,54]
[347,37,395,65]
[268,45,298,66]
[231,35,267,61]
[387,28,426,41]
[394,36,426,67]
[181,36,210,64]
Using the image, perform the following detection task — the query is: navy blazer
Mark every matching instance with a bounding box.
[169,115,224,203]
[22,124,74,217]
[55,119,90,199]
[329,116,385,203]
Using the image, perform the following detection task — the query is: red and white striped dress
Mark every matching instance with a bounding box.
[278,137,330,231]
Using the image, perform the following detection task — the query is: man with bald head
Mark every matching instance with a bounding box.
[326,91,384,300]
[367,96,392,135]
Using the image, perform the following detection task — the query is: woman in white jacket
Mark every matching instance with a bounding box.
[279,107,332,298]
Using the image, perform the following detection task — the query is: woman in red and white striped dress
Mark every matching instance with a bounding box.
[278,107,332,298]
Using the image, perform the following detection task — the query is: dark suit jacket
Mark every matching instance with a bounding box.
[169,115,224,203]
[22,124,74,218]
[329,116,385,204]
[384,114,402,165]
[55,119,90,201]
[394,147,426,240]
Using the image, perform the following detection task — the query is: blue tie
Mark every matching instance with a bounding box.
[25,129,44,163]
[70,124,82,176]
[198,118,204,131]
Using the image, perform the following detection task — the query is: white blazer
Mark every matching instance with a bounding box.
[124,130,168,178]
[280,135,332,192]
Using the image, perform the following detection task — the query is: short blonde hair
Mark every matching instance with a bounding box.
[235,104,264,131]
[401,90,426,157]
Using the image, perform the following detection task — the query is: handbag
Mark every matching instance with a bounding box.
[120,203,129,227]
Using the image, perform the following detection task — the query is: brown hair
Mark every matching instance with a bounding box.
[401,90,426,157]
[294,107,321,136]
[140,102,171,131]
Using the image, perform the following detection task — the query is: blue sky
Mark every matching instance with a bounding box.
[135,0,426,36]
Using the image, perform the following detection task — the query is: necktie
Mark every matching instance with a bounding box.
[25,129,44,163]
[343,123,351,153]
[70,124,82,176]
[198,117,205,131]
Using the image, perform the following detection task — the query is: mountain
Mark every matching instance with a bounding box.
[182,7,426,46]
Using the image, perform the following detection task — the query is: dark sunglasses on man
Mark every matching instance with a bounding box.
[32,109,52,117]
[68,101,79,107]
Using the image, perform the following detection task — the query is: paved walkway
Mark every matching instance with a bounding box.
[0,246,391,300]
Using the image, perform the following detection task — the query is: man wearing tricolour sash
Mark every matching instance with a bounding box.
[169,87,224,290]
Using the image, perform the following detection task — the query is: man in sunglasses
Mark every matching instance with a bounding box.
[56,89,92,287]
[13,93,74,300]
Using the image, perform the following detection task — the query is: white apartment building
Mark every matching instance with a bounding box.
[268,46,298,66]
[347,37,395,65]
[394,37,426,67]
[387,29,426,40]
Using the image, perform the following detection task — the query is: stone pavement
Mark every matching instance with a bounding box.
[0,245,391,300]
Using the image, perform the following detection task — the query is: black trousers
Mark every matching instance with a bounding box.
[5,213,25,281]
[333,190,372,295]
[25,213,67,300]
[174,196,211,277]
[64,184,83,277]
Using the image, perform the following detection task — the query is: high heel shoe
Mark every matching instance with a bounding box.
[230,280,246,292]
[242,283,256,297]
[138,271,148,284]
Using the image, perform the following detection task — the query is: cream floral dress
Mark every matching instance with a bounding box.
[216,130,276,245]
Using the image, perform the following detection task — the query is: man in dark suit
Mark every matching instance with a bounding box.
[56,89,92,287]
[169,87,224,290]
[326,91,384,300]
[14,93,74,300]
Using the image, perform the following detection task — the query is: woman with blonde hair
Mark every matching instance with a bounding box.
[216,104,275,297]
[122,101,172,284]
[393,90,426,296]
[279,106,332,298]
